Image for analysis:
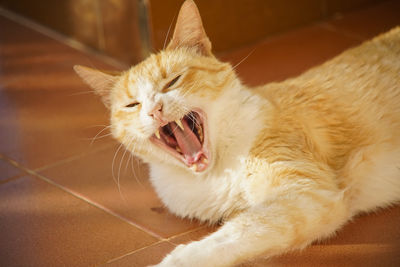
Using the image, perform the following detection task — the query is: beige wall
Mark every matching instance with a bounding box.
[0,0,382,65]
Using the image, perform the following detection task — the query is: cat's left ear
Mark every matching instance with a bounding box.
[73,65,119,109]
[167,0,212,56]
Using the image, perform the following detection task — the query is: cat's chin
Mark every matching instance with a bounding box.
[149,108,211,173]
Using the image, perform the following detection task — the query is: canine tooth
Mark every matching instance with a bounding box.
[175,119,184,130]
[197,124,203,142]
[202,158,208,164]
[155,129,161,139]
[190,164,197,172]
[176,147,181,153]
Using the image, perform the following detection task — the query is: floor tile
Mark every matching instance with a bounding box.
[0,157,22,182]
[0,15,114,90]
[0,175,158,267]
[39,145,203,238]
[0,15,119,169]
[0,87,115,169]
[219,24,360,86]
[102,242,175,267]
[325,0,400,41]
[102,227,219,267]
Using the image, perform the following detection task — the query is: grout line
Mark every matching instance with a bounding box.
[164,225,209,243]
[0,6,128,70]
[0,142,115,178]
[0,155,24,185]
[102,225,213,265]
[0,173,24,185]
[101,240,166,265]
[1,154,164,241]
[318,21,366,42]
[32,170,164,240]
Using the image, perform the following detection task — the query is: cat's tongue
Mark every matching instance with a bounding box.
[171,120,202,164]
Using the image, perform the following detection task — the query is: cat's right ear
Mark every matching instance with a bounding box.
[73,65,119,109]
[167,0,212,56]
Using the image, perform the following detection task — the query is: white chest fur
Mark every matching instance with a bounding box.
[149,160,248,222]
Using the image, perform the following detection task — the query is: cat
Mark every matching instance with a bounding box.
[74,0,400,266]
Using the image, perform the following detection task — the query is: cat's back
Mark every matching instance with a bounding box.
[251,27,400,170]
[257,27,400,137]
[313,26,400,110]
[250,28,400,212]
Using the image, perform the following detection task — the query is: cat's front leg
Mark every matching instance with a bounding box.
[153,188,349,267]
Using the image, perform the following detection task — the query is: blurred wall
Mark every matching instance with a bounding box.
[0,0,146,65]
[149,0,381,53]
[0,0,382,65]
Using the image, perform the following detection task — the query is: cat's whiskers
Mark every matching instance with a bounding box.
[116,137,137,201]
[89,125,113,146]
[128,140,145,188]
[163,13,177,49]
[231,48,256,71]
[180,80,200,98]
[124,136,145,187]
[85,133,113,142]
[111,142,125,198]
[68,90,97,96]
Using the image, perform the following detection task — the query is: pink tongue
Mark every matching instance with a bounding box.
[171,120,202,163]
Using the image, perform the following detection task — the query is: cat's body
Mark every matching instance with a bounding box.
[75,1,400,266]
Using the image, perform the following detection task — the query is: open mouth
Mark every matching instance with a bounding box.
[150,109,210,172]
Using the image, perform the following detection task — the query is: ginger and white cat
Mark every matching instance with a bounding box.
[75,0,400,266]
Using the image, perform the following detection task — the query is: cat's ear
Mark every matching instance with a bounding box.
[167,0,212,56]
[73,65,119,109]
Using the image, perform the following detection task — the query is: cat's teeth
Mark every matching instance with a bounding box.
[196,123,203,142]
[175,119,184,130]
[202,158,208,164]
[176,146,181,153]
[190,164,197,172]
[155,129,161,139]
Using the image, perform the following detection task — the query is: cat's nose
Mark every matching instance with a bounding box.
[148,102,166,123]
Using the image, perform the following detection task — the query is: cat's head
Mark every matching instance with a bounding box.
[74,0,240,174]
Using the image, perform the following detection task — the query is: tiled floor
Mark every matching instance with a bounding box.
[0,1,399,266]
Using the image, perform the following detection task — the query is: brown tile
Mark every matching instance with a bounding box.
[0,175,158,267]
[325,205,400,246]
[0,87,116,169]
[326,0,400,40]
[0,157,22,182]
[102,241,175,267]
[102,227,219,267]
[219,24,361,86]
[0,15,119,169]
[39,145,204,238]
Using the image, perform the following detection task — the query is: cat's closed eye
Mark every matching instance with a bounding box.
[163,75,181,92]
[125,102,140,108]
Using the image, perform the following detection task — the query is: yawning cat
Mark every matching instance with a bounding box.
[74,0,400,266]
